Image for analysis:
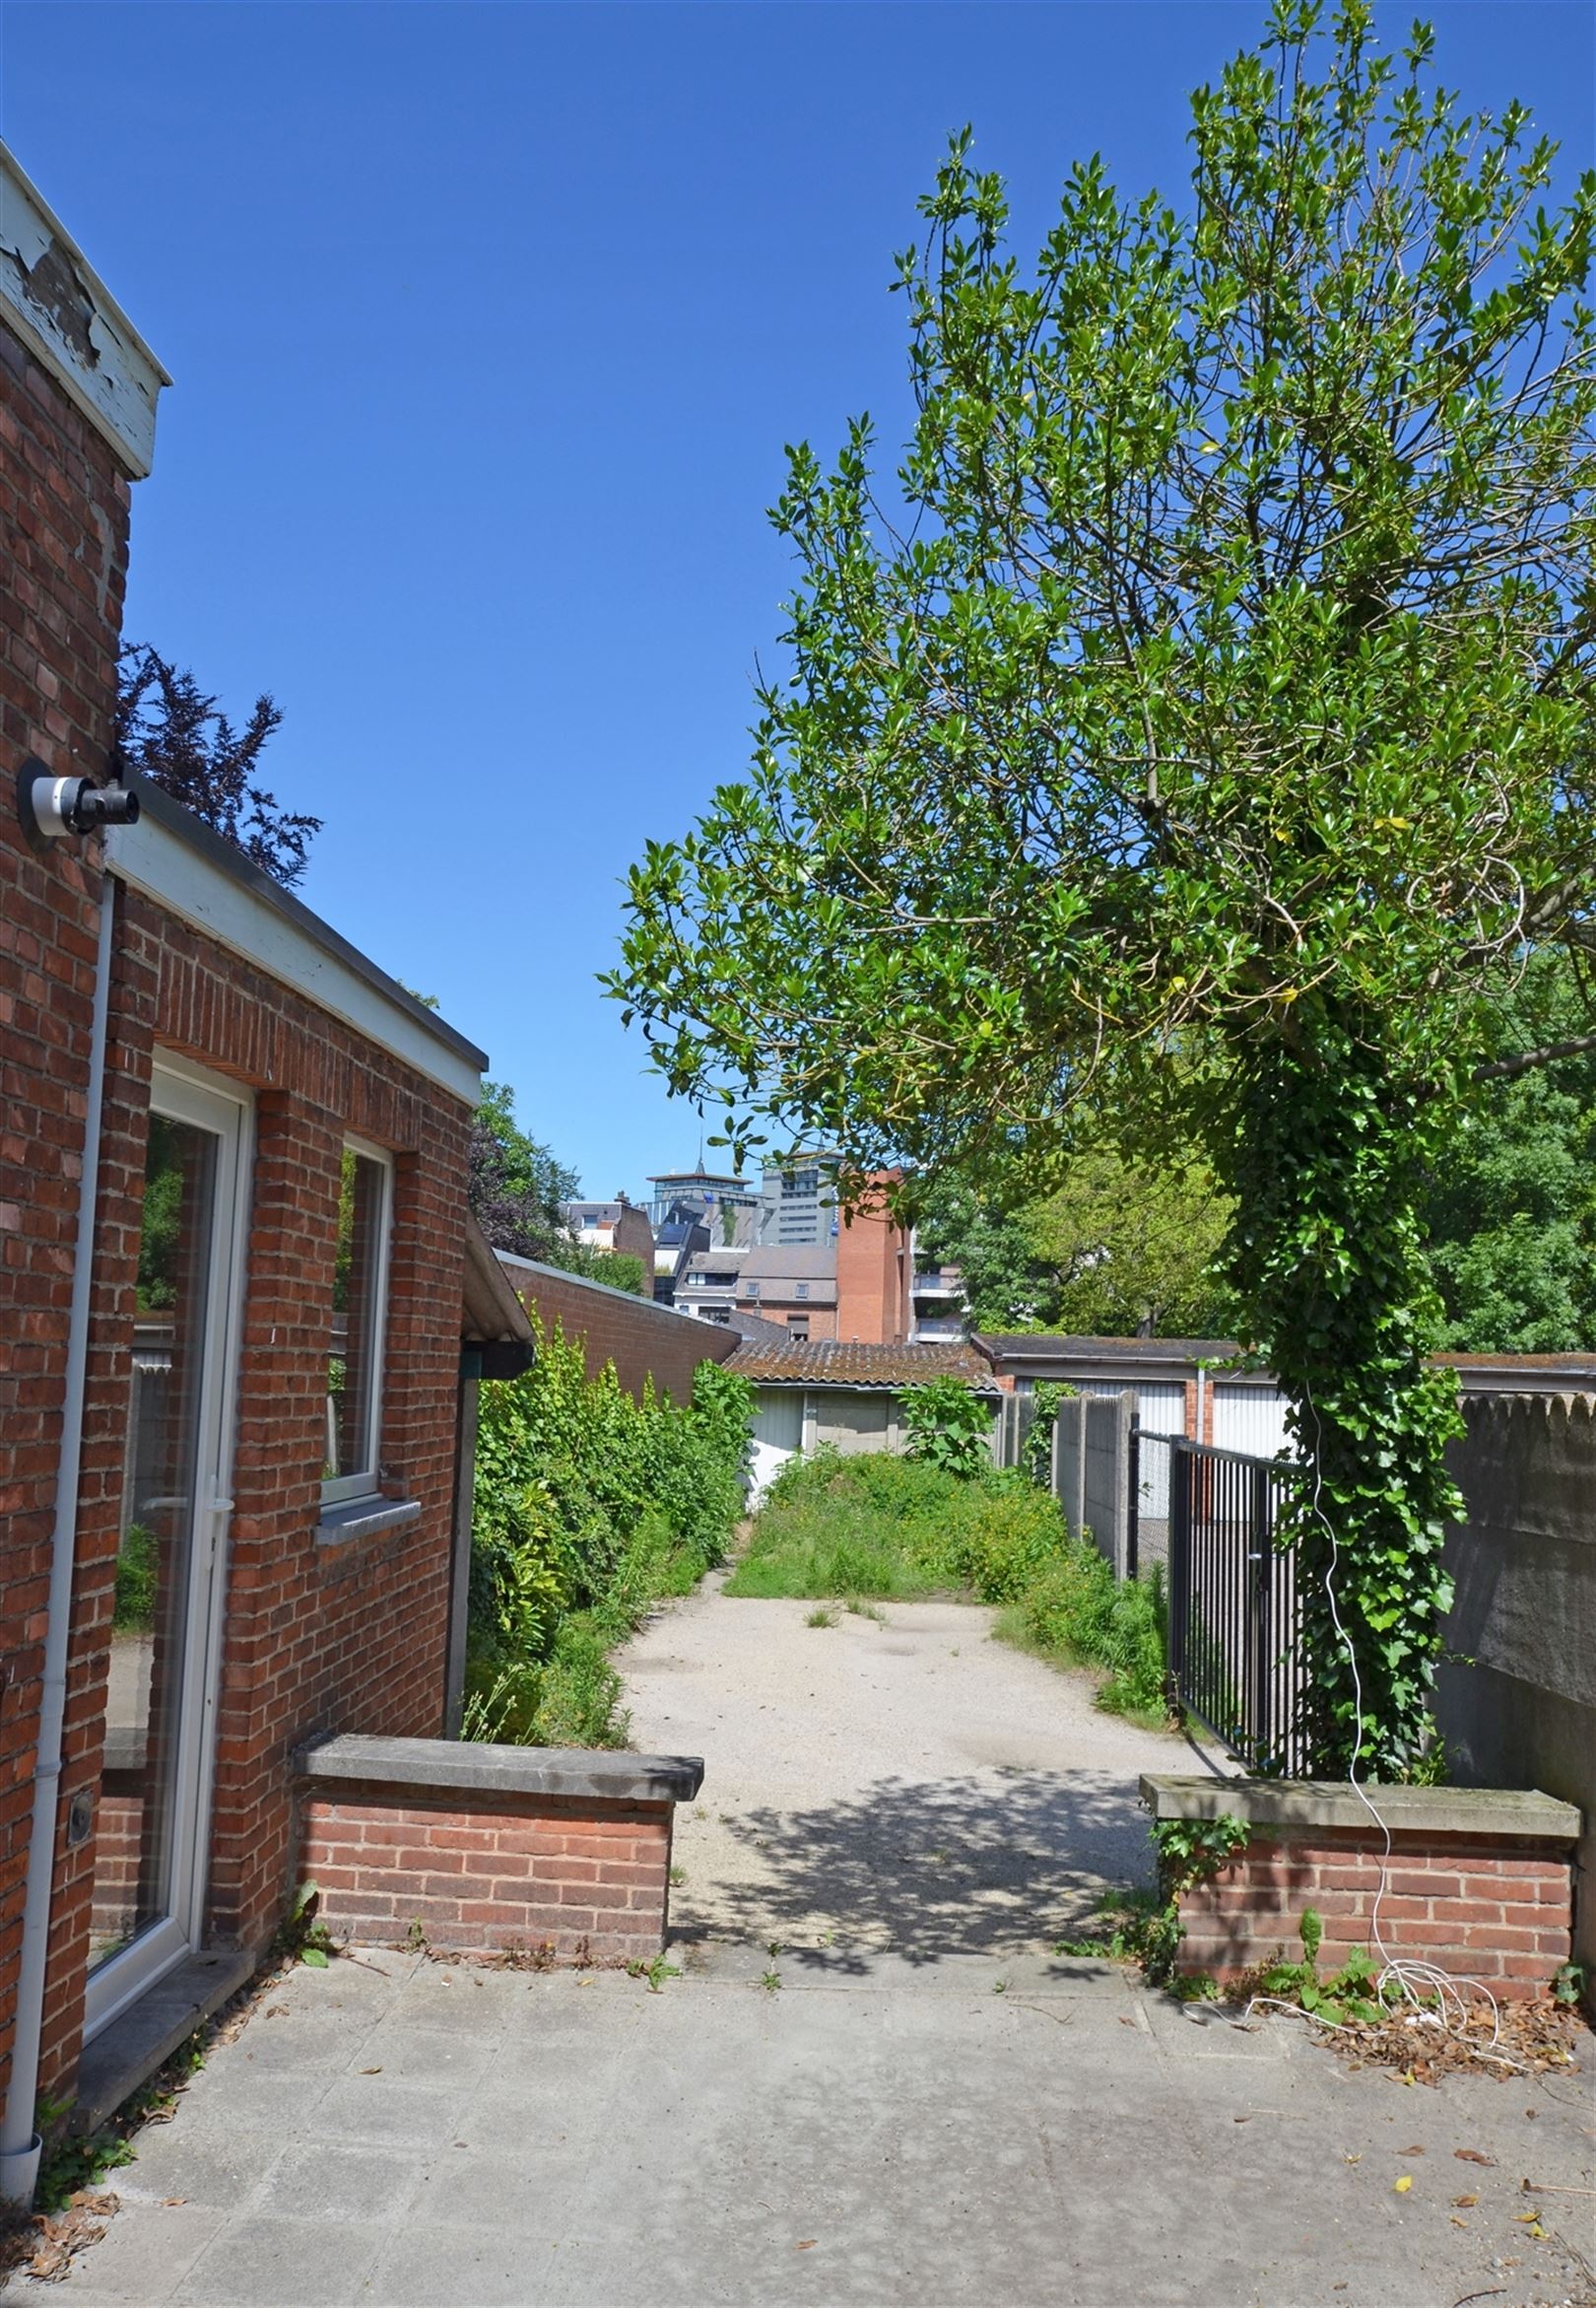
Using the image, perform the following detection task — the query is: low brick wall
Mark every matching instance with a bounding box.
[297,1735,703,1965]
[1143,1777,1580,2000]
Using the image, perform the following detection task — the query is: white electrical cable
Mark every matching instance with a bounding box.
[1251,1373,1521,2069]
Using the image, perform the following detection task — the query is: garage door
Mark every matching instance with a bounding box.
[748,1389,803,1504]
[1211,1383,1293,1460]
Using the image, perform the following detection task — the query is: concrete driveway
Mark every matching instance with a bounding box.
[620,1584,1182,1958]
[7,1592,1592,2307]
[6,1946,1592,2308]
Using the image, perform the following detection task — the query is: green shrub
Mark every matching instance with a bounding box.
[112,1523,159,1634]
[899,1377,994,1477]
[464,1321,751,1745]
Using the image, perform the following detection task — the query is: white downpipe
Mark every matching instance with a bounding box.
[0,879,115,2205]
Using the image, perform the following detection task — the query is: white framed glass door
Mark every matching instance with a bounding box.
[85,1055,251,2039]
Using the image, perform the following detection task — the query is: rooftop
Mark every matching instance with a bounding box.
[738,1245,837,1282]
[724,1338,996,1389]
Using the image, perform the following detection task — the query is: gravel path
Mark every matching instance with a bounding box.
[618,1574,1190,1961]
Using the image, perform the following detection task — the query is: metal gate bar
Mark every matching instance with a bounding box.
[1165,1437,1305,1776]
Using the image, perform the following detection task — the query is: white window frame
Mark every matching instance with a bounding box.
[322,1134,394,1506]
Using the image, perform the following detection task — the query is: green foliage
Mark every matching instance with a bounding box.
[33,2028,209,2214]
[274,1881,337,1969]
[111,1524,158,1635]
[728,1449,1167,1721]
[916,1176,1064,1330]
[1060,1815,1249,1988]
[999,1549,1167,1721]
[1019,1383,1069,1486]
[1028,1153,1234,1338]
[1257,1908,1389,2026]
[610,3,1596,1777]
[465,1323,752,1746]
[899,1376,993,1476]
[1425,967,1596,1349]
[627,1954,681,1992]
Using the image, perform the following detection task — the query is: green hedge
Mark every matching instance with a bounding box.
[465,1321,751,1745]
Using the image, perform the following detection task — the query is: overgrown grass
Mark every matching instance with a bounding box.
[728,1449,1170,1725]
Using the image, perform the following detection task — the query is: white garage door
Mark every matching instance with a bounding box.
[748,1389,803,1504]
[1211,1383,1293,1460]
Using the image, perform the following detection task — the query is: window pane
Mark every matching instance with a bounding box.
[327,1149,385,1483]
[95,1114,216,1970]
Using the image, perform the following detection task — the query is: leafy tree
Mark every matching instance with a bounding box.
[1425,970,1596,1350]
[917,1175,1062,1330]
[469,1079,581,1261]
[1031,1155,1231,1336]
[114,644,319,887]
[613,3,1596,1773]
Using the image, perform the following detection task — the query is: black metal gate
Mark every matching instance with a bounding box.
[1164,1438,1306,1776]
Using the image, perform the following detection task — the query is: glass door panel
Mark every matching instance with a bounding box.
[86,1062,248,2035]
[91,1117,217,1973]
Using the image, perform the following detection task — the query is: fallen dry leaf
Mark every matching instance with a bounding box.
[1394,2176,1414,2194]
[1397,2144,1426,2154]
[358,2066,382,2074]
[1455,2148,1496,2166]
[795,2241,816,2251]
[1453,2195,1479,2208]
[161,2198,186,2207]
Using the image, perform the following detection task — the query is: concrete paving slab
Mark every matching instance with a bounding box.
[251,2138,426,2221]
[9,1588,1592,2308]
[309,2073,473,2151]
[168,2213,390,2306]
[105,2118,287,2210]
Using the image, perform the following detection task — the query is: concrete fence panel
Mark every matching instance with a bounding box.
[1436,1392,1596,1983]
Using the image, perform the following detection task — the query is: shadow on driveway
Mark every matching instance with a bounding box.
[675,1767,1153,1959]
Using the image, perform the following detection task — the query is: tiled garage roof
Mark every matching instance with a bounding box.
[723,1338,995,1389]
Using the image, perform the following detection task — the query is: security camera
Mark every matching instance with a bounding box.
[16,756,139,845]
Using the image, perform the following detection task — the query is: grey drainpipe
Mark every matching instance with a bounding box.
[0,878,115,2205]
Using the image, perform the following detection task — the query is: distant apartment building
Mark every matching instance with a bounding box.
[733,1246,839,1339]
[562,1194,654,1279]
[756,1154,840,1247]
[909,1256,967,1344]
[675,1245,750,1325]
[648,1148,944,1346]
[645,1165,760,1246]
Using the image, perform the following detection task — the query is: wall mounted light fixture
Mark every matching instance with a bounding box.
[15,754,139,847]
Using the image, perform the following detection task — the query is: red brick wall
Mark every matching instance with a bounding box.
[500,1258,736,1405]
[1177,1827,1573,1998]
[301,1783,673,1963]
[37,889,474,2094]
[835,1183,910,1345]
[0,318,134,2120]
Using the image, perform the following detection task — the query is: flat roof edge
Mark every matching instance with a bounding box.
[106,781,487,1099]
[1,142,168,477]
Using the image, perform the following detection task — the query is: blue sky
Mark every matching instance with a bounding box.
[4,3,1591,1194]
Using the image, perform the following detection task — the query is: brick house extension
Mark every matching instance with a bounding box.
[0,148,524,2186]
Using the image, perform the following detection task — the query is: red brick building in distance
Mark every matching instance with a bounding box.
[0,151,720,2204]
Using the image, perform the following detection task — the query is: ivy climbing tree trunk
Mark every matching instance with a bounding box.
[1223,1021,1463,1774]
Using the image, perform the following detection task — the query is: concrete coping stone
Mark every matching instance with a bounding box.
[1139,1774,1581,1842]
[296,1732,705,1806]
